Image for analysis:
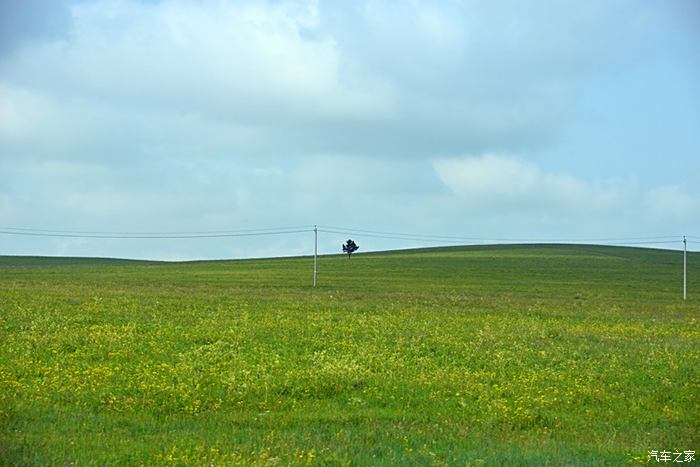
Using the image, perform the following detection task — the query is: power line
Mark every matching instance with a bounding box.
[321,231,682,247]
[318,229,478,244]
[1,223,695,248]
[319,226,683,245]
[319,225,486,242]
[0,228,312,239]
[0,225,314,236]
[2,224,694,295]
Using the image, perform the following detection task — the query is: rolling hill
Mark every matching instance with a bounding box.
[1,244,697,465]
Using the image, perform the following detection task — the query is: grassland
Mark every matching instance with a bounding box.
[0,244,698,465]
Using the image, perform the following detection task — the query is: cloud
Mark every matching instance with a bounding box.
[1,0,698,259]
[291,154,441,195]
[0,0,662,164]
[433,155,630,213]
[2,0,392,124]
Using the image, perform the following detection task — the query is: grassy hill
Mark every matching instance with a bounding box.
[0,255,159,268]
[0,245,698,465]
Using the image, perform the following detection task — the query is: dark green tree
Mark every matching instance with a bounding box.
[342,239,359,258]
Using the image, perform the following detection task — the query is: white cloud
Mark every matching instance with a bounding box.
[0,0,658,164]
[3,0,393,123]
[432,155,629,212]
[0,84,51,140]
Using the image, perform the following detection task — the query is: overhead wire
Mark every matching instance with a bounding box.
[0,228,313,239]
[319,225,683,245]
[0,225,314,236]
[0,223,695,249]
[318,225,487,242]
[318,229,476,244]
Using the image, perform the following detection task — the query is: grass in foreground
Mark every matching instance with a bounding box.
[0,244,698,465]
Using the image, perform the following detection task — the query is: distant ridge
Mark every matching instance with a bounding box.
[0,255,162,268]
[0,243,692,267]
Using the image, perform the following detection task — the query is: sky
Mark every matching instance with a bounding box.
[1,0,699,260]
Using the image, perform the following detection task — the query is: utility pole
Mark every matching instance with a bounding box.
[314,225,318,288]
[684,235,687,301]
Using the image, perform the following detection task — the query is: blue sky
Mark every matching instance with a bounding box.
[1,0,698,260]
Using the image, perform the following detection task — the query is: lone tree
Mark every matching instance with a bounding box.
[342,239,359,258]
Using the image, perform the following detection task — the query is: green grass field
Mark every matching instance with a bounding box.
[1,244,698,465]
